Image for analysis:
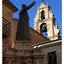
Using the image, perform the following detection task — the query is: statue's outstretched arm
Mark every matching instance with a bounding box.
[23,1,36,10]
[19,1,36,15]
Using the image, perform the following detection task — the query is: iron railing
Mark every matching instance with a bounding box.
[2,17,11,35]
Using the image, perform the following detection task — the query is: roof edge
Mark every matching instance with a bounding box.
[32,38,61,46]
[30,27,50,41]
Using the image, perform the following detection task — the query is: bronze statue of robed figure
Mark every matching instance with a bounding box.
[16,1,36,41]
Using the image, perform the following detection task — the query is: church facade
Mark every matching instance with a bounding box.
[3,0,61,64]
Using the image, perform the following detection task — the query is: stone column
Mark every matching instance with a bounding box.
[34,59,37,64]
[11,60,16,64]
[5,58,11,64]
[27,59,33,64]
[15,60,21,64]
[15,56,22,64]
[8,61,11,64]
[5,58,16,64]
[34,49,36,54]
[34,58,43,64]
[5,61,8,64]
[39,59,43,64]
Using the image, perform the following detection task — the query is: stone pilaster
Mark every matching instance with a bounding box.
[32,53,45,64]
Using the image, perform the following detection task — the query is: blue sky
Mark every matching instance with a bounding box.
[9,0,61,36]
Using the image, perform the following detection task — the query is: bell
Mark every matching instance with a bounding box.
[42,26,47,32]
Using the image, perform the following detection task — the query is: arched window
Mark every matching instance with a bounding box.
[40,23,47,37]
[41,11,45,20]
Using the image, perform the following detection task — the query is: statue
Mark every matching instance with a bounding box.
[16,1,36,41]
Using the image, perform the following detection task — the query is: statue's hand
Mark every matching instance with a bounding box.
[33,1,36,4]
[25,1,36,10]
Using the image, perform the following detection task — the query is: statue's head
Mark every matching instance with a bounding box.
[22,4,27,8]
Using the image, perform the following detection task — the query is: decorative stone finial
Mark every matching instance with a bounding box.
[50,8,52,12]
[42,0,44,2]
[47,3,49,6]
[38,6,39,8]
[56,22,58,25]
[56,22,58,29]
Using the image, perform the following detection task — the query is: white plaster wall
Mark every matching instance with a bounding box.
[41,44,61,64]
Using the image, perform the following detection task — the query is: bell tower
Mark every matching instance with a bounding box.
[33,1,60,40]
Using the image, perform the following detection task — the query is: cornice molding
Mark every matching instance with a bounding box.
[33,39,61,49]
[3,0,18,12]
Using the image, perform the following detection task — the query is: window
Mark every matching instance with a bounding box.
[3,17,11,38]
[48,52,57,64]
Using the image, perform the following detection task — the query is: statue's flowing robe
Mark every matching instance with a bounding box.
[16,2,35,41]
[16,10,30,40]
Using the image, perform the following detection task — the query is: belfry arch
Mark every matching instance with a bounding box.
[40,23,47,37]
[41,11,45,20]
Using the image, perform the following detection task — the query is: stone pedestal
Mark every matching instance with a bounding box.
[14,40,33,64]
